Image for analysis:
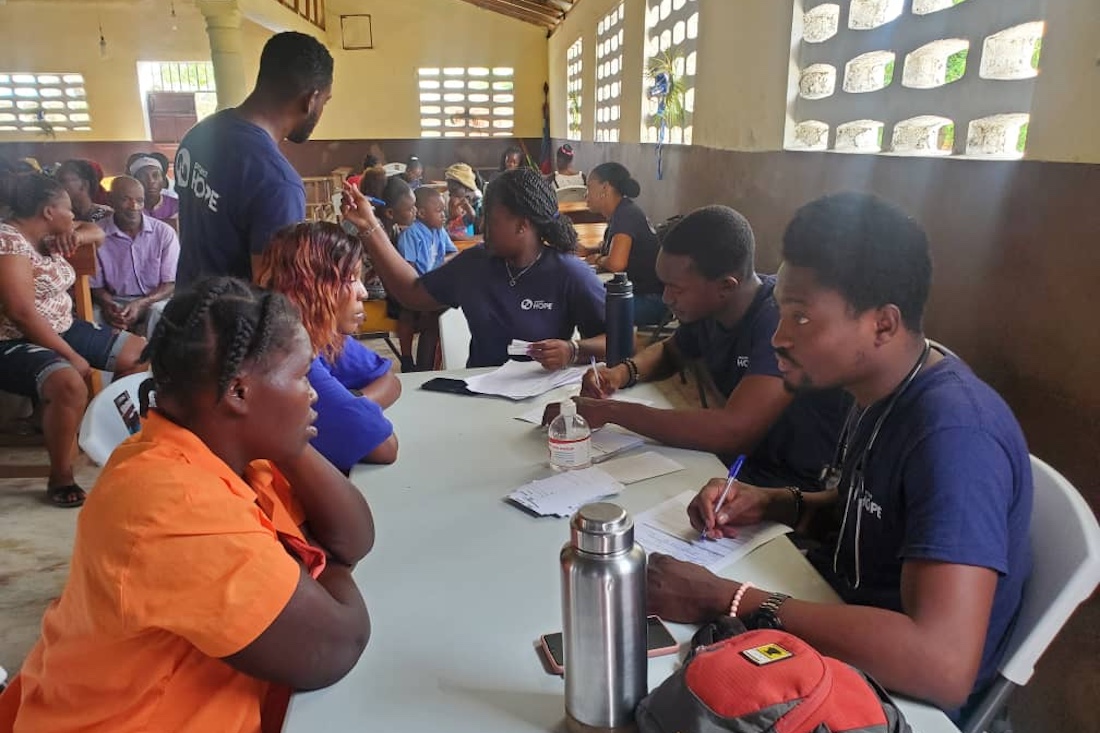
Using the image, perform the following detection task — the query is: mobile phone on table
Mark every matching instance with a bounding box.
[539,615,680,675]
[420,377,476,396]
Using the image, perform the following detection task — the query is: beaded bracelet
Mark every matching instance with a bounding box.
[786,486,804,526]
[623,358,640,388]
[729,581,754,618]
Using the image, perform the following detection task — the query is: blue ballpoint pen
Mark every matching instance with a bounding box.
[701,454,746,540]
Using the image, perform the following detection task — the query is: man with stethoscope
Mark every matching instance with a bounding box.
[647,192,1033,724]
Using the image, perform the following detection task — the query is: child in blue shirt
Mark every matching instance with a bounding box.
[394,187,457,371]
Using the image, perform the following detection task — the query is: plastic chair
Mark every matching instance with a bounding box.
[961,456,1100,733]
[439,307,471,370]
[77,371,151,466]
[383,162,407,176]
[555,185,588,203]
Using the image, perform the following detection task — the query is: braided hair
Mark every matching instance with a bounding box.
[138,277,302,415]
[0,172,66,220]
[483,168,578,254]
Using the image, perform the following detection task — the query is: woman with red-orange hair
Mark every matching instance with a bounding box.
[258,221,399,471]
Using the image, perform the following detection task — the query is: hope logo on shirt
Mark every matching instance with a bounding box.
[521,298,554,311]
[858,492,883,520]
[737,356,750,368]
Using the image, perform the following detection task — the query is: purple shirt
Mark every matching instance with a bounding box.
[93,214,180,296]
[147,193,180,225]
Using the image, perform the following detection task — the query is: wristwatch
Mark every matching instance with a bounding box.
[746,592,791,630]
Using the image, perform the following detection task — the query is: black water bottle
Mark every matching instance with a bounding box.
[605,273,635,367]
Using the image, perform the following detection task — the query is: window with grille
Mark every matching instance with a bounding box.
[566,39,583,141]
[788,1,1045,158]
[418,67,516,139]
[0,73,91,133]
[641,0,698,145]
[138,61,216,93]
[595,3,625,142]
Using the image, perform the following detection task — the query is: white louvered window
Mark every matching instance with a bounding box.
[595,3,625,142]
[566,38,583,141]
[419,67,515,139]
[0,73,91,133]
[641,0,699,145]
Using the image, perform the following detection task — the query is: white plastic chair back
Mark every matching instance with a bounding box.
[78,371,151,466]
[439,307,471,370]
[999,456,1100,685]
[555,185,588,203]
[383,162,407,176]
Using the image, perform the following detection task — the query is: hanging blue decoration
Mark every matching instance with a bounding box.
[647,70,671,180]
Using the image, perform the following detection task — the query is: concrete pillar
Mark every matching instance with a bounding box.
[198,0,249,110]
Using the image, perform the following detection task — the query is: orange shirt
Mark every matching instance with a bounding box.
[0,411,324,733]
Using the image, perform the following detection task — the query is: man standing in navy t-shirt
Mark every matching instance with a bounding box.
[175,32,333,287]
[647,193,1032,722]
[574,205,850,492]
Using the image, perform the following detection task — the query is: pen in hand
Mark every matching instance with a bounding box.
[701,454,746,541]
[590,356,602,391]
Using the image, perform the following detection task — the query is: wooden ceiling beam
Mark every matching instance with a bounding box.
[452,0,561,29]
[498,0,564,20]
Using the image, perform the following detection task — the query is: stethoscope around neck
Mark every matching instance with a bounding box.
[827,339,934,590]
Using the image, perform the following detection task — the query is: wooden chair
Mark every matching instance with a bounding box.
[354,299,399,360]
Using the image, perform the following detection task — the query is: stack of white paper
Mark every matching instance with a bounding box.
[465,360,586,400]
[507,467,624,517]
[633,491,792,571]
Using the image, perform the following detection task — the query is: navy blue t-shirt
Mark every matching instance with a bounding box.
[809,356,1032,716]
[673,275,850,490]
[602,198,661,296]
[420,245,606,368]
[174,110,305,286]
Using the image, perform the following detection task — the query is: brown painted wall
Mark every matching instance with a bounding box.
[566,140,1100,511]
[0,138,544,183]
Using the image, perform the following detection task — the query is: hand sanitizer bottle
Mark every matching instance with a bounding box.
[549,400,592,471]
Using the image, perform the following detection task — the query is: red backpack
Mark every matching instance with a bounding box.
[637,623,911,733]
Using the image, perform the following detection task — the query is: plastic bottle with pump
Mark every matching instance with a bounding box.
[548,400,592,471]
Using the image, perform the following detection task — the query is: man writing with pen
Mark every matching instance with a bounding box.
[646,194,1032,723]
[548,205,849,494]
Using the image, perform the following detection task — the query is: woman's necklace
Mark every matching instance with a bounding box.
[504,250,543,287]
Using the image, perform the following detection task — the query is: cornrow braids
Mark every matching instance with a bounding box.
[484,168,578,254]
[140,277,301,411]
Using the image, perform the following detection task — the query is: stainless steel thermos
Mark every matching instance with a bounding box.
[560,502,647,732]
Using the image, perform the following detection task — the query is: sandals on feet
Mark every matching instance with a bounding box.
[45,484,86,508]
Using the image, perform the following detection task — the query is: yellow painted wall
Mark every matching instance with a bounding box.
[318,0,549,140]
[1025,0,1100,163]
[0,0,263,143]
[548,0,643,143]
[0,0,547,143]
[549,0,1100,163]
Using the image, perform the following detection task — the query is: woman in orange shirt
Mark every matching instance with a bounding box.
[0,277,375,733]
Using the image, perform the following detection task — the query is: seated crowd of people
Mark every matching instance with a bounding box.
[0,30,1032,733]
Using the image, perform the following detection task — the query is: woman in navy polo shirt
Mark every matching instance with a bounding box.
[342,168,607,370]
[583,162,664,326]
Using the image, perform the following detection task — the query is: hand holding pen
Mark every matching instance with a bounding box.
[695,453,748,539]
